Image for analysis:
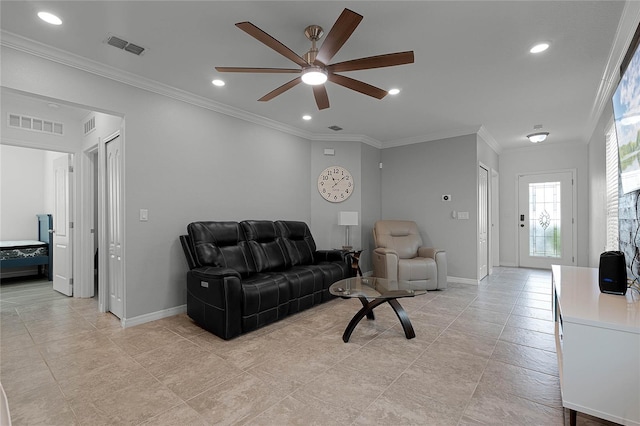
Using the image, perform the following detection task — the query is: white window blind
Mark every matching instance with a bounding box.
[605,119,619,251]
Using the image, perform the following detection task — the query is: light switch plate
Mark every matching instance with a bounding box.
[458,211,469,220]
[139,209,148,221]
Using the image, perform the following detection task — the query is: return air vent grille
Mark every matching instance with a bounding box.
[8,113,63,136]
[328,125,343,131]
[106,33,146,56]
[83,116,96,135]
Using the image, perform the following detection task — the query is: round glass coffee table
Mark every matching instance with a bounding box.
[329,276,426,342]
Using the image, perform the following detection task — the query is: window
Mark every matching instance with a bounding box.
[605,119,619,251]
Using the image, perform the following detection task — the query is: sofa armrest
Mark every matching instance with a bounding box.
[418,248,447,289]
[373,247,399,281]
[187,266,243,339]
[418,247,444,259]
[315,249,347,262]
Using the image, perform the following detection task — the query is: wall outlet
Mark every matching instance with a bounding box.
[442,194,451,201]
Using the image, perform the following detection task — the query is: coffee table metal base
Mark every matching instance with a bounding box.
[342,296,415,343]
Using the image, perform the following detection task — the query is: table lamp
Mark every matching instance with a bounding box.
[339,211,358,250]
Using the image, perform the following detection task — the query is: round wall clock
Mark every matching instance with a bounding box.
[317,166,354,203]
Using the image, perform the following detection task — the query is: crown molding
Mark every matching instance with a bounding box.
[382,125,483,149]
[477,125,502,155]
[1,30,384,148]
[586,1,640,143]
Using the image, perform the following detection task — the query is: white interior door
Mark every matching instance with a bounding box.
[53,155,73,296]
[478,166,489,279]
[106,136,124,318]
[518,171,575,269]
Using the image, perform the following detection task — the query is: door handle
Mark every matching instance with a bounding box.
[49,229,55,234]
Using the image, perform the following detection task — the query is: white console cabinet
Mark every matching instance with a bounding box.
[552,265,640,426]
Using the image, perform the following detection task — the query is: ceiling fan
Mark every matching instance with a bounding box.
[215,8,415,110]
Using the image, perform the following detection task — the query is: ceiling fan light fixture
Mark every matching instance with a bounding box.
[388,88,400,95]
[301,68,328,86]
[527,132,549,143]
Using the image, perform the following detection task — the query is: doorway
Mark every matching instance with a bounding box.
[518,171,575,269]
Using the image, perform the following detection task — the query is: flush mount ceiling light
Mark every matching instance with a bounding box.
[302,115,312,120]
[38,11,62,25]
[212,79,225,87]
[527,132,549,143]
[530,42,550,54]
[388,88,400,95]
[301,67,328,86]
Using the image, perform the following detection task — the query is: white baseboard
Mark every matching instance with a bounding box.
[447,276,479,285]
[121,304,186,328]
[500,262,518,267]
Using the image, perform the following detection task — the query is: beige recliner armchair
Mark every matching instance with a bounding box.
[372,220,447,290]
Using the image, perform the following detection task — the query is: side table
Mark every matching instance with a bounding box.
[344,249,363,277]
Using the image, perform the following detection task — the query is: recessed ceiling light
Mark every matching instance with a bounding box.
[388,88,400,95]
[212,79,225,87]
[38,11,62,26]
[530,43,550,54]
[302,115,312,121]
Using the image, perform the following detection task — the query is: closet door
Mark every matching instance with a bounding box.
[106,136,124,318]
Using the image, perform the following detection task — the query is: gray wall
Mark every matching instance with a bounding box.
[499,143,589,267]
[380,134,478,280]
[310,141,362,250]
[2,46,313,319]
[360,143,381,273]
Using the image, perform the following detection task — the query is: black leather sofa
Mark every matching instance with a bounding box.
[180,220,351,340]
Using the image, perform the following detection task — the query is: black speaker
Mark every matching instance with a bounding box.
[598,251,628,295]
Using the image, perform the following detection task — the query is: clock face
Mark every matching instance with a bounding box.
[317,166,354,203]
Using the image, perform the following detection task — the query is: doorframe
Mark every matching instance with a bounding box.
[515,168,577,268]
[491,168,500,270]
[478,162,490,280]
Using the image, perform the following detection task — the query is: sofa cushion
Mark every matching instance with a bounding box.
[280,266,325,313]
[276,221,316,265]
[187,221,256,277]
[241,220,291,272]
[241,273,290,332]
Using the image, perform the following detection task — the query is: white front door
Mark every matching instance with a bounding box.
[518,171,575,269]
[106,136,124,318]
[478,166,489,279]
[53,155,73,296]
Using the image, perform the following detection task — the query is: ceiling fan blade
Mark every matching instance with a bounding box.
[313,85,330,110]
[215,67,301,74]
[236,22,309,67]
[328,74,387,99]
[314,9,363,66]
[327,51,415,73]
[258,77,302,102]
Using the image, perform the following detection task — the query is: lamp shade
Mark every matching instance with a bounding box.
[339,211,358,226]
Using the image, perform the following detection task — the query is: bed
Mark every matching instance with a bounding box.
[0,214,53,281]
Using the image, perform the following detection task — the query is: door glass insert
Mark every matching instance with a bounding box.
[529,181,561,258]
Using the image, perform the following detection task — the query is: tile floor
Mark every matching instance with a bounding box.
[0,268,620,425]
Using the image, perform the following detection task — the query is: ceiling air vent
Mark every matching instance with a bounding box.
[8,113,63,136]
[106,33,146,56]
[328,125,343,131]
